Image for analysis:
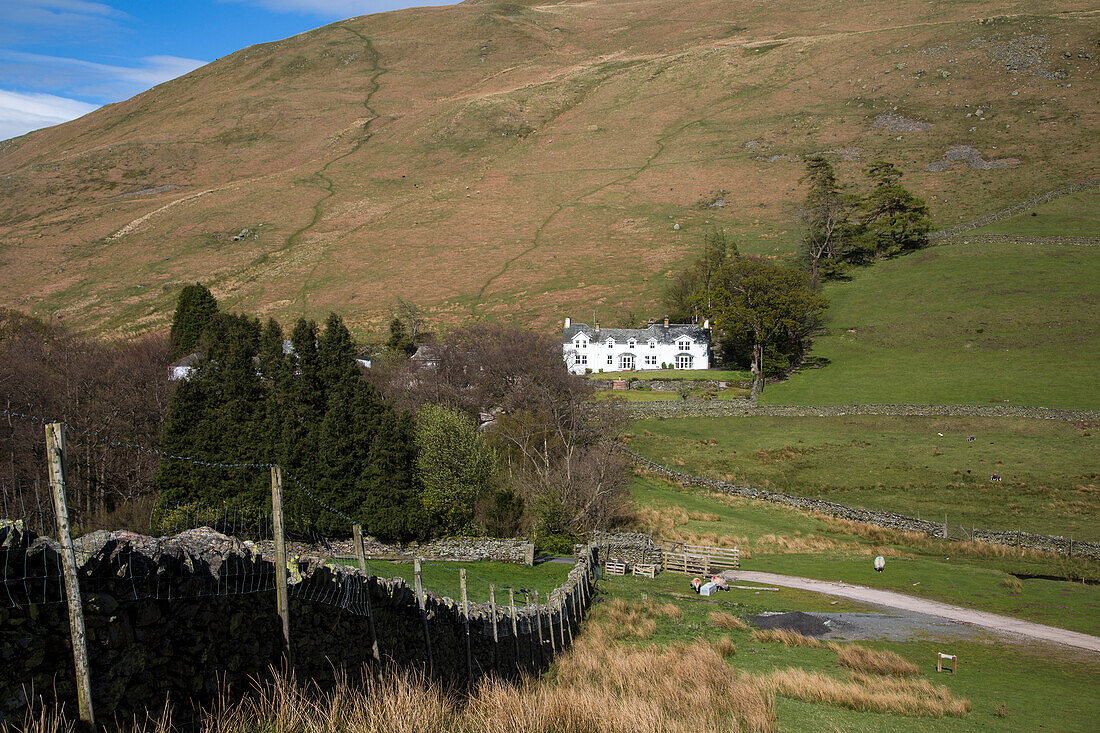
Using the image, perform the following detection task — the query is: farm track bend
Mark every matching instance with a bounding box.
[723,570,1100,653]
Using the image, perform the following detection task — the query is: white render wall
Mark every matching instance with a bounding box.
[563,332,709,375]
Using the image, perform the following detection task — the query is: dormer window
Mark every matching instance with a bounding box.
[648,339,656,349]
[627,339,636,349]
[677,338,691,350]
[575,337,587,349]
[606,338,615,348]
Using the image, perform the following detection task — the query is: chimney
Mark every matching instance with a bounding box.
[595,321,600,332]
[564,317,571,329]
[663,315,669,327]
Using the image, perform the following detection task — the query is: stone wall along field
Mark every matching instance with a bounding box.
[0,525,597,724]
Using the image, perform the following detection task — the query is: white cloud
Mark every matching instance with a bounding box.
[0,0,127,45]
[0,89,99,140]
[220,0,453,18]
[0,51,208,103]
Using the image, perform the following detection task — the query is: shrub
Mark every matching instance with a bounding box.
[836,645,920,677]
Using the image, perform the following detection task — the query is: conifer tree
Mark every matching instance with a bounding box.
[168,283,219,359]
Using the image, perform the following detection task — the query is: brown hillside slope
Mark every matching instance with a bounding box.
[0,0,1096,336]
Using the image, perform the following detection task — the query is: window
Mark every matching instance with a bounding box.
[607,355,613,365]
[619,354,635,370]
[575,338,587,349]
[648,340,656,349]
[677,339,691,351]
[644,355,657,366]
[676,354,692,370]
[606,338,615,348]
[577,353,588,365]
[628,339,636,349]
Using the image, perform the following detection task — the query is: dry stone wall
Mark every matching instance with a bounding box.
[623,401,1099,421]
[0,526,596,725]
[621,447,1100,560]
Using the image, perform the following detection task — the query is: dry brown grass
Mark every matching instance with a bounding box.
[592,598,682,640]
[750,629,825,648]
[836,645,920,677]
[765,668,971,718]
[712,636,738,658]
[709,611,750,631]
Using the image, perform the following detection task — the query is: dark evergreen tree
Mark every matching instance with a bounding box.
[168,284,219,359]
[851,161,932,262]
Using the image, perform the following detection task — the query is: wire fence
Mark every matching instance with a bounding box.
[0,405,590,622]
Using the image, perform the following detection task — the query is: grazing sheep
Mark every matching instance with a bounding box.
[874,556,886,572]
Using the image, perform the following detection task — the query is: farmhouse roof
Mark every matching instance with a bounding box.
[169,352,203,369]
[563,322,709,346]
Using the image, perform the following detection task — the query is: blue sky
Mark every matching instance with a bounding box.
[0,0,453,141]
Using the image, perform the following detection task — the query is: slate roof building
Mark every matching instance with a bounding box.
[562,317,711,374]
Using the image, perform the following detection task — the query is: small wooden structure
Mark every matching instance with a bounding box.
[605,559,627,576]
[632,563,658,578]
[937,653,957,674]
[658,540,740,575]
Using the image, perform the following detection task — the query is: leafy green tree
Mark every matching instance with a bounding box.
[700,258,828,403]
[664,230,739,323]
[414,403,498,535]
[168,283,219,358]
[852,161,931,262]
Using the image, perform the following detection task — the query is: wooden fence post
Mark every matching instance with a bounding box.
[46,423,95,727]
[352,524,381,664]
[534,590,547,662]
[943,514,948,540]
[489,584,498,672]
[271,466,292,666]
[414,558,433,674]
[509,587,519,674]
[460,568,473,687]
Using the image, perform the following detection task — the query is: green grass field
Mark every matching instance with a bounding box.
[599,569,1100,731]
[630,475,1100,635]
[626,414,1099,540]
[595,387,748,401]
[587,369,750,381]
[970,189,1100,237]
[763,241,1100,408]
[332,557,571,604]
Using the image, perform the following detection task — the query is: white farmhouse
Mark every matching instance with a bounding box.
[562,317,711,375]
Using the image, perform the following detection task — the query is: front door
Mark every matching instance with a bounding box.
[619,354,635,370]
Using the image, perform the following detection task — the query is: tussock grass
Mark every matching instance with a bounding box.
[836,645,920,677]
[712,636,738,658]
[765,668,971,718]
[751,629,824,648]
[709,611,749,631]
[593,598,682,640]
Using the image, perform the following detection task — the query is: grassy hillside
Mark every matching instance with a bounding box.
[970,188,1100,236]
[0,0,1096,336]
[626,415,1100,540]
[763,240,1100,408]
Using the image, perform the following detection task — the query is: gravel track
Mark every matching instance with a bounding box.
[723,570,1100,653]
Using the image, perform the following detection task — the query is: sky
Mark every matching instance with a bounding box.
[0,0,454,141]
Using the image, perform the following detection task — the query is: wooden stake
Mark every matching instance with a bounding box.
[414,558,433,674]
[460,568,473,686]
[489,584,498,672]
[509,587,519,673]
[352,524,381,664]
[271,466,292,666]
[534,590,547,659]
[46,423,95,727]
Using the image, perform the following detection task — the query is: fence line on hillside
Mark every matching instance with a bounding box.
[927,178,1100,242]
[1,406,602,724]
[619,445,1100,560]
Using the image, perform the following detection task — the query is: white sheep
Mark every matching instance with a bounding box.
[874,556,886,572]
